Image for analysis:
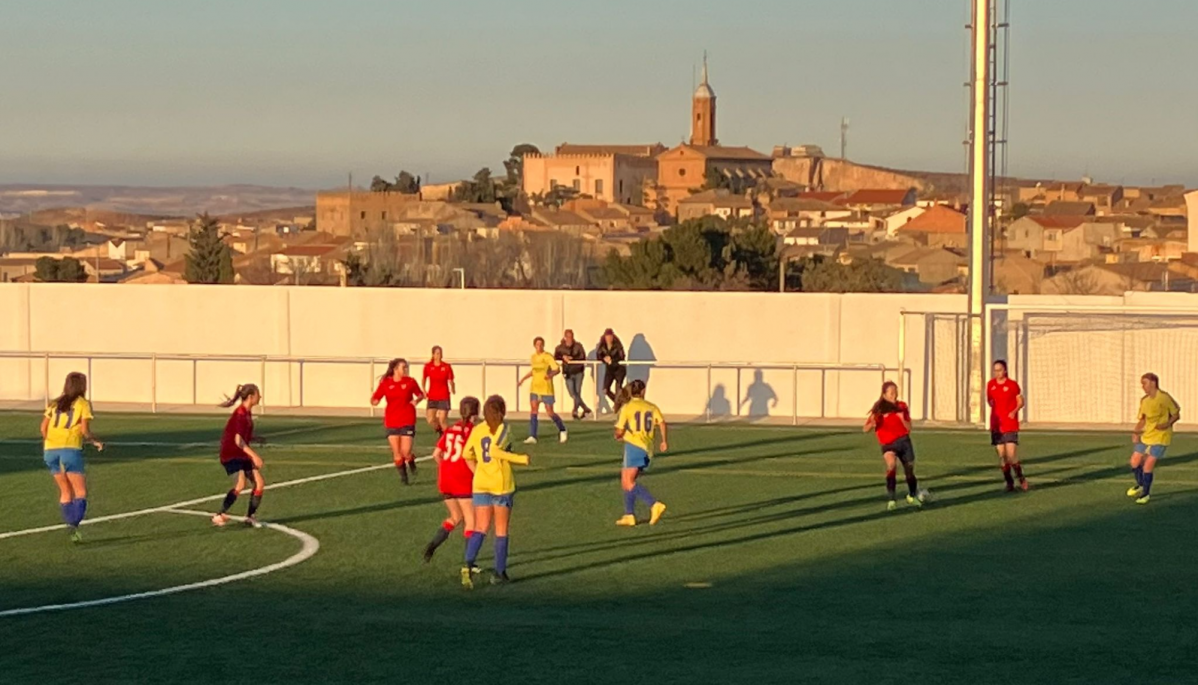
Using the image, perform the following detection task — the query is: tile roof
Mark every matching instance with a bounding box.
[898,205,967,234]
[798,191,848,203]
[1027,215,1090,229]
[837,189,914,206]
[1044,201,1096,216]
[665,144,772,161]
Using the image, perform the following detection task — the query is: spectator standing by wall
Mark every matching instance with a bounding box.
[555,330,591,419]
[597,328,627,413]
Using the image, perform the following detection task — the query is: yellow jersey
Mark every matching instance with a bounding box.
[616,398,663,453]
[1139,391,1180,446]
[462,421,529,495]
[530,351,559,397]
[43,397,94,451]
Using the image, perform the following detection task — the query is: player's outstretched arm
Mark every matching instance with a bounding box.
[492,445,530,466]
[658,420,669,453]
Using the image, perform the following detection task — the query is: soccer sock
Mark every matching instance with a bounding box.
[551,414,566,432]
[464,532,485,566]
[247,489,263,517]
[530,415,539,438]
[1002,464,1015,487]
[429,521,453,550]
[623,489,637,515]
[903,466,919,497]
[1013,462,1025,481]
[1133,465,1144,486]
[219,489,238,514]
[631,483,656,506]
[494,536,509,575]
[885,469,897,499]
[463,529,473,539]
[73,498,88,526]
[1142,471,1155,496]
[60,501,73,525]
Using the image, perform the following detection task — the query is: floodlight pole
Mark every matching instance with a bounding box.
[967,0,993,426]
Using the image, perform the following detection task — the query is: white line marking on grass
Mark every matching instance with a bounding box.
[0,509,319,618]
[0,456,429,541]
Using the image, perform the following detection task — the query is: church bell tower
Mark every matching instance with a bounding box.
[690,53,717,147]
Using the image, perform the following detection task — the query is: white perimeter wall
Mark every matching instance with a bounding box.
[0,284,965,421]
[4,284,1196,425]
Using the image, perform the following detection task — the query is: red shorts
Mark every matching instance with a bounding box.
[438,460,474,499]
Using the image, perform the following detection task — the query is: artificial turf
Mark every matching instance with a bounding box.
[1,411,1196,684]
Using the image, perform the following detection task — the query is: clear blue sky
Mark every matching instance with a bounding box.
[1,0,1194,188]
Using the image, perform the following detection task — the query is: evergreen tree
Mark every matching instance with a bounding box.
[184,213,234,284]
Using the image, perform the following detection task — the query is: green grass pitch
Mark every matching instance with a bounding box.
[1,411,1196,684]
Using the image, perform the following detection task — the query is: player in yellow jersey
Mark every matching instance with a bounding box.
[614,380,668,527]
[518,336,567,444]
[460,395,530,587]
[40,372,104,543]
[1128,372,1180,505]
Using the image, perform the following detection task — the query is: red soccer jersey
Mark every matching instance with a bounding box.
[372,376,424,428]
[219,406,254,463]
[874,402,911,446]
[987,379,1022,433]
[422,362,455,402]
[436,420,476,496]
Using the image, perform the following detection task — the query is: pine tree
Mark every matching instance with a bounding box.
[184,213,234,284]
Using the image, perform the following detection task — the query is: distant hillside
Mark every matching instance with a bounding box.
[0,184,315,216]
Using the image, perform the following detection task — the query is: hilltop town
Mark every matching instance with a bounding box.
[3,61,1194,294]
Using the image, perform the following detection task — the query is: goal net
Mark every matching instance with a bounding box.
[993,310,1198,426]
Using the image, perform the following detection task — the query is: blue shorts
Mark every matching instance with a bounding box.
[44,448,85,475]
[473,492,514,508]
[530,393,555,406]
[1134,443,1168,459]
[623,444,651,470]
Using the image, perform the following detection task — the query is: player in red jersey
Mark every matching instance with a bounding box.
[423,396,480,562]
[987,359,1027,492]
[863,381,926,511]
[212,384,267,528]
[371,358,425,485]
[422,345,456,435]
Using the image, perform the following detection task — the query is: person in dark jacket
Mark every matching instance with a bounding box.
[554,329,591,419]
[597,328,626,413]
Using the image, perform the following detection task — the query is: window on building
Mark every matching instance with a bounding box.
[572,179,581,191]
[618,180,624,196]
[360,211,366,219]
[575,166,581,175]
[381,211,387,220]
[679,168,687,177]
[550,179,557,188]
[595,179,604,196]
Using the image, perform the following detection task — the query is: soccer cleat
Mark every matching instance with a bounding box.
[1005,483,1016,493]
[887,500,898,512]
[490,572,512,585]
[905,494,924,508]
[1135,495,1151,505]
[211,513,229,527]
[399,467,410,486]
[408,459,417,476]
[1127,485,1144,498]
[559,431,568,444]
[460,566,475,589]
[70,529,83,544]
[616,515,637,527]
[243,516,262,529]
[523,436,538,445]
[649,501,667,525]
[1020,479,1030,492]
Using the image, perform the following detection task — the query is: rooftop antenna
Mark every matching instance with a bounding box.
[840,117,850,160]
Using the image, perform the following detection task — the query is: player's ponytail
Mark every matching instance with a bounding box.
[483,395,506,430]
[460,396,480,423]
[614,385,633,413]
[219,383,260,408]
[54,372,88,414]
